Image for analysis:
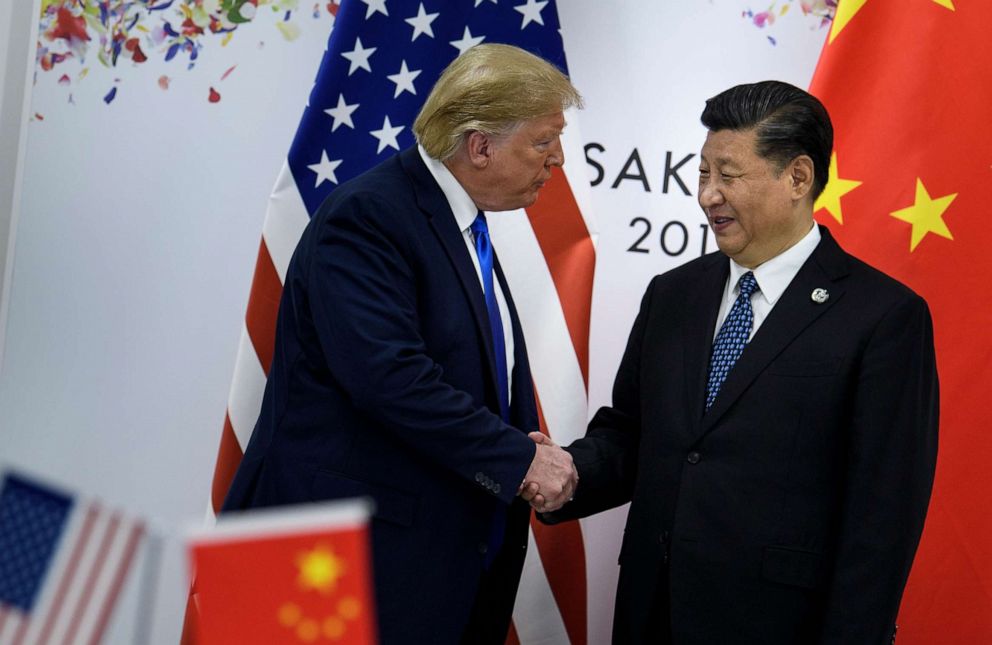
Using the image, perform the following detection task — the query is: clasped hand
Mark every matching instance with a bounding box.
[518,432,577,512]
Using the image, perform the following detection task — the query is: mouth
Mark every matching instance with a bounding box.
[708,213,735,232]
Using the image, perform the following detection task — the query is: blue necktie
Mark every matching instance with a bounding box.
[471,212,509,567]
[705,271,760,410]
[470,212,510,423]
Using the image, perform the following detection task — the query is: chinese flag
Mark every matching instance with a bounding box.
[187,500,377,644]
[809,1,992,642]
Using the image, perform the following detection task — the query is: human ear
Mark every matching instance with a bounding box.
[465,131,493,169]
[788,155,814,200]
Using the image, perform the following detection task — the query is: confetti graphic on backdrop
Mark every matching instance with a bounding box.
[35,0,340,106]
[742,0,837,46]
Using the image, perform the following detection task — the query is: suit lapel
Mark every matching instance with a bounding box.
[494,255,536,431]
[699,226,851,436]
[683,254,730,433]
[399,148,502,405]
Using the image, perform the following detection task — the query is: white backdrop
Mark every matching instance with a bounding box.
[0,1,828,642]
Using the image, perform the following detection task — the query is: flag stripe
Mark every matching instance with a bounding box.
[73,515,133,645]
[85,522,145,645]
[244,241,282,375]
[522,168,595,388]
[505,620,520,645]
[261,163,311,280]
[61,512,121,645]
[512,523,570,644]
[532,397,588,645]
[0,608,23,645]
[0,607,31,645]
[493,214,588,444]
[227,324,267,450]
[492,203,591,642]
[34,505,99,645]
[10,618,27,645]
[211,415,244,513]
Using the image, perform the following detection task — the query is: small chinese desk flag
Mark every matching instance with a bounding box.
[187,499,376,645]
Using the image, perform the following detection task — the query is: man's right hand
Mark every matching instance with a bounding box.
[519,432,577,512]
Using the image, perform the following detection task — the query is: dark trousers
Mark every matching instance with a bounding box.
[640,569,672,644]
[460,502,530,644]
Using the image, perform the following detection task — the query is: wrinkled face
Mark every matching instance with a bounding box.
[483,112,566,211]
[698,128,808,268]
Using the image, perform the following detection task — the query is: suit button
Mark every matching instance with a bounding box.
[493,483,501,494]
[686,451,701,464]
[475,472,484,483]
[478,543,488,555]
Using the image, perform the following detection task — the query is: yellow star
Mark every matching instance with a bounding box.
[828,0,868,44]
[814,152,862,224]
[296,545,345,594]
[829,0,953,43]
[890,178,956,252]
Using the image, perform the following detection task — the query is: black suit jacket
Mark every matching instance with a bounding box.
[546,226,938,645]
[223,147,539,644]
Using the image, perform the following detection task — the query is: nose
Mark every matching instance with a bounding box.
[697,176,724,210]
[546,136,564,167]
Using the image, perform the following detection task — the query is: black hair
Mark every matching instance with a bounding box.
[701,80,833,200]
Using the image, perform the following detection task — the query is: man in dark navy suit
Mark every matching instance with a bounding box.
[223,44,581,644]
[537,81,939,644]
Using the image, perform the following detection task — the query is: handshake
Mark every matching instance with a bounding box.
[518,432,578,513]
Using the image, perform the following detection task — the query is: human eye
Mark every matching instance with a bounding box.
[534,136,555,151]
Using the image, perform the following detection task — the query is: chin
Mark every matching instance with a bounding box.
[499,196,537,211]
[714,241,739,258]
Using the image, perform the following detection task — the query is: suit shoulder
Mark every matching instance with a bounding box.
[839,252,928,309]
[313,154,414,226]
[645,251,723,292]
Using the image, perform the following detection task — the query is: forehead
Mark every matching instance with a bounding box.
[699,128,761,166]
[517,111,566,137]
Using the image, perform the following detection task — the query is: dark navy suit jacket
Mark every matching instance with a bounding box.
[223,147,539,644]
[545,227,939,645]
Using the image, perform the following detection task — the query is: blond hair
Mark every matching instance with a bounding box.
[413,44,582,160]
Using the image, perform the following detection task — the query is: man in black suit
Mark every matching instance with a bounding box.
[535,81,938,644]
[223,45,579,644]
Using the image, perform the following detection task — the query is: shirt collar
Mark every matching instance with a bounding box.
[418,145,479,233]
[728,223,821,305]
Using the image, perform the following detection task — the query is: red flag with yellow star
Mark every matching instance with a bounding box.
[810,1,992,642]
[187,500,377,644]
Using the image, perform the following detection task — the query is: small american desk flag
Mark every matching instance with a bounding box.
[0,472,146,645]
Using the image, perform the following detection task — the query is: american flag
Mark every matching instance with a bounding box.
[206,0,596,642]
[0,472,146,645]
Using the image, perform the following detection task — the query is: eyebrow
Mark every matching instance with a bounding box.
[700,153,741,167]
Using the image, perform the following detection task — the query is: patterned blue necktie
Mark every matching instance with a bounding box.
[470,212,510,423]
[471,212,509,567]
[705,271,760,410]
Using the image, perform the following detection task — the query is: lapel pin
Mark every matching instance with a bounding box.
[811,288,829,304]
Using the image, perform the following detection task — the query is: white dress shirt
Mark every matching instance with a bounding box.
[418,145,515,397]
[713,224,821,341]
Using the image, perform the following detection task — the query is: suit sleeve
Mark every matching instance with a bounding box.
[541,277,658,524]
[818,293,939,644]
[305,193,535,505]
